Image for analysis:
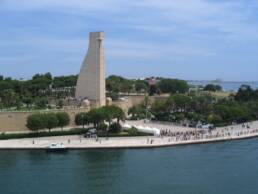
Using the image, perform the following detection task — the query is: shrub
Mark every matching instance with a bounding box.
[98,123,108,132]
[128,127,138,136]
[108,123,122,133]
[0,128,89,140]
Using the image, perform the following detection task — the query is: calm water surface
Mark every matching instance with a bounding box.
[188,81,258,91]
[0,139,258,194]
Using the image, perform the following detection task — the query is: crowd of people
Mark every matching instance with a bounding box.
[159,122,258,142]
[125,120,258,145]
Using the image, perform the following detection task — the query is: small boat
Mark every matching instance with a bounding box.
[46,143,68,152]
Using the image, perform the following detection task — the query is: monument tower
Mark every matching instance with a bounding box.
[75,32,106,107]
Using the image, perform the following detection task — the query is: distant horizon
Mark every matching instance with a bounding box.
[1,72,258,83]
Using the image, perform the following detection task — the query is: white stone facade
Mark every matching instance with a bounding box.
[75,32,106,107]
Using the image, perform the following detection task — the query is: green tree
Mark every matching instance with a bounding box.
[102,105,125,124]
[229,105,251,123]
[57,99,64,109]
[128,104,146,120]
[120,80,133,94]
[0,81,14,91]
[0,89,18,108]
[214,105,230,122]
[112,106,125,123]
[207,114,223,126]
[98,123,108,132]
[56,112,70,130]
[35,97,48,109]
[135,80,148,93]
[106,75,125,93]
[187,112,204,123]
[149,85,157,96]
[203,84,222,92]
[31,73,52,93]
[171,94,192,112]
[22,97,33,109]
[53,75,77,88]
[26,114,44,132]
[101,106,114,125]
[247,101,258,119]
[106,92,119,101]
[43,113,59,132]
[151,100,168,121]
[88,108,106,129]
[235,85,255,101]
[157,79,189,94]
[191,94,215,115]
[75,112,90,128]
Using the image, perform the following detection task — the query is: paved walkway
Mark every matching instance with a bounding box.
[126,120,258,133]
[0,121,258,149]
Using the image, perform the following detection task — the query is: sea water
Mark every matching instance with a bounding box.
[188,81,258,91]
[0,138,258,194]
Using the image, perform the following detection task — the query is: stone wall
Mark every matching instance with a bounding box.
[0,95,168,132]
[113,95,168,114]
[0,108,90,132]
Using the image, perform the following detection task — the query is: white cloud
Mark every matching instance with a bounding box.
[3,0,258,40]
[1,0,258,81]
[133,0,258,40]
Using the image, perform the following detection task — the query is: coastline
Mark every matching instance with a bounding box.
[0,129,257,150]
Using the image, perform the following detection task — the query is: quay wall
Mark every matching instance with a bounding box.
[0,108,90,132]
[0,95,168,132]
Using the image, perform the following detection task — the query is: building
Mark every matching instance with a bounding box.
[75,32,106,107]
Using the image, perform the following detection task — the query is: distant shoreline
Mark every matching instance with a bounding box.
[187,80,258,83]
[187,80,258,91]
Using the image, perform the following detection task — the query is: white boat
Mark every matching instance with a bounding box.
[46,143,68,152]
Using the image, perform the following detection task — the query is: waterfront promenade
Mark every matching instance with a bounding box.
[0,121,258,149]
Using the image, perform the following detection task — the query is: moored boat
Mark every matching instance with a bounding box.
[46,143,68,152]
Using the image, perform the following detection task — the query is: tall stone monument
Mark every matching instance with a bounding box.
[75,32,106,107]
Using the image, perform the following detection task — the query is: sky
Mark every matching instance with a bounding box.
[0,0,258,81]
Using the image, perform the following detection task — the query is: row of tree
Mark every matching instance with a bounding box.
[129,85,258,127]
[203,84,222,92]
[0,73,190,110]
[106,75,189,98]
[26,112,70,132]
[235,85,258,101]
[75,105,125,133]
[26,105,125,134]
[3,72,257,113]
[0,73,76,110]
